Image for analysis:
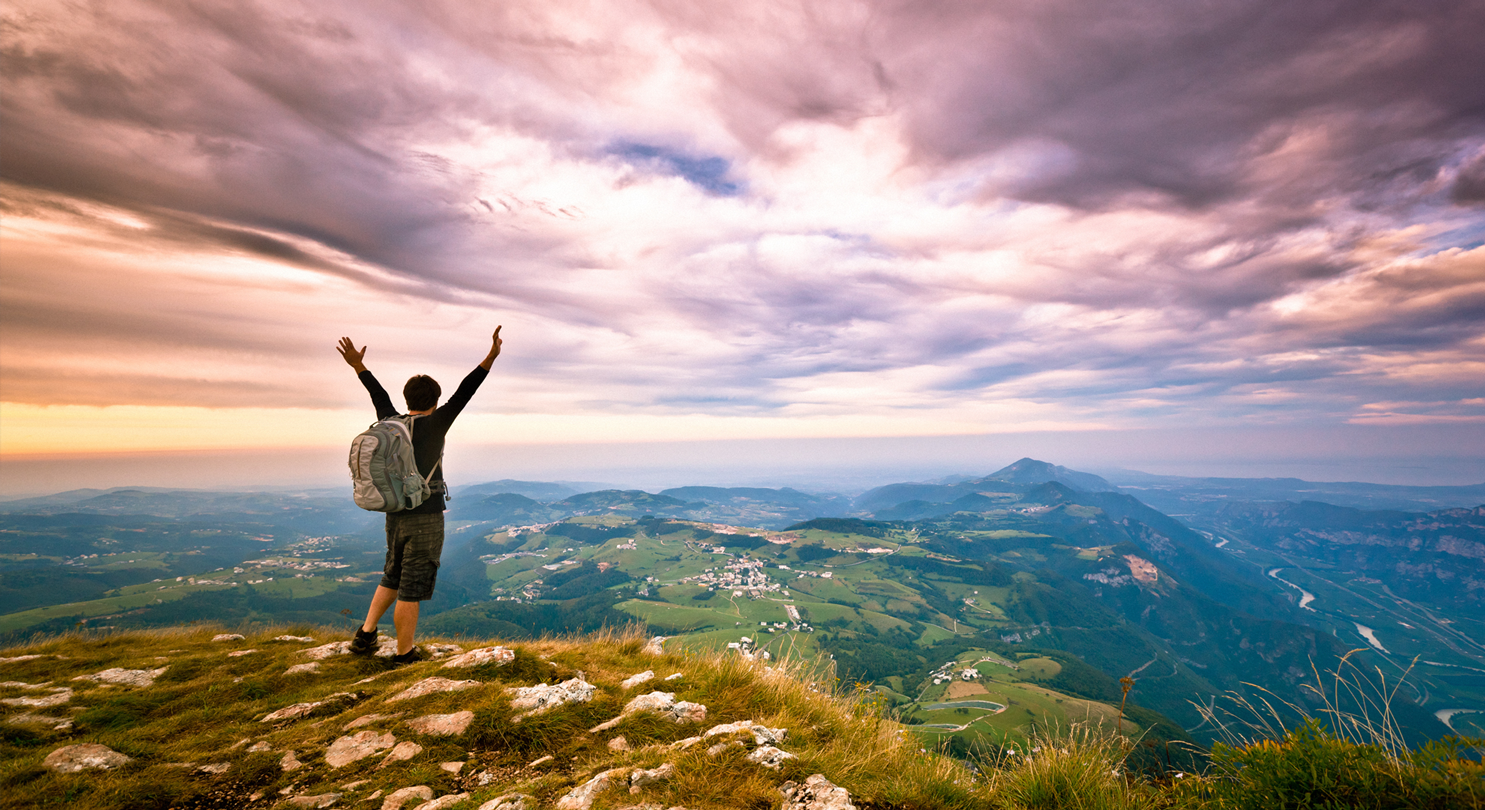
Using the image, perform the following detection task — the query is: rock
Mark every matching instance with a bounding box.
[286,662,321,675]
[227,649,258,657]
[6,713,72,730]
[262,692,364,723]
[592,691,707,731]
[440,761,464,773]
[302,638,401,659]
[325,731,396,767]
[0,680,51,689]
[703,720,787,746]
[378,741,423,767]
[73,667,167,687]
[342,780,371,790]
[381,786,434,810]
[779,775,856,810]
[707,741,740,756]
[212,633,245,642]
[346,712,401,730]
[441,646,513,669]
[387,677,481,702]
[287,794,340,808]
[423,643,465,659]
[0,655,45,663]
[248,741,272,753]
[664,673,683,681]
[275,635,316,642]
[629,763,675,793]
[281,751,304,772]
[1,688,71,708]
[413,794,469,810]
[528,755,554,768]
[556,768,626,810]
[607,735,631,751]
[642,636,667,656]
[746,746,796,769]
[670,736,702,750]
[43,743,130,772]
[620,671,654,689]
[506,677,596,718]
[406,711,474,736]
[198,762,231,775]
[477,794,532,810]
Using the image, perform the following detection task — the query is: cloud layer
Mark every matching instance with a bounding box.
[2,0,1483,455]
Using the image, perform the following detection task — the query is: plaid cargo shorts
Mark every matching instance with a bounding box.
[380,512,445,602]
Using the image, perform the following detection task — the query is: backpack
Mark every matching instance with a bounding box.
[348,415,441,512]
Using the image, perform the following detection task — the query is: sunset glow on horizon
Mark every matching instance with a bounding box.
[2,1,1483,488]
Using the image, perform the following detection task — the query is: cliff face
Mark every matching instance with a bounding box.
[0,626,968,810]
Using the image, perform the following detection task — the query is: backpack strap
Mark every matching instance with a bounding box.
[405,414,450,502]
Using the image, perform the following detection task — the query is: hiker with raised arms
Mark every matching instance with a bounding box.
[336,326,503,664]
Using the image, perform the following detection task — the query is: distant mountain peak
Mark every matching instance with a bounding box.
[982,458,1115,492]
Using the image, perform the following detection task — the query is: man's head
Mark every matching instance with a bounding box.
[403,375,441,412]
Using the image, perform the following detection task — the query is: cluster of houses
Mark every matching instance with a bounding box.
[679,556,784,599]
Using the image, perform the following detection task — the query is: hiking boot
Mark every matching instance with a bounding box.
[349,626,378,655]
[390,647,425,666]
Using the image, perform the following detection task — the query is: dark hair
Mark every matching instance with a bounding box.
[403,375,441,412]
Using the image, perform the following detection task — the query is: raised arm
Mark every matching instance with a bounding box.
[479,325,503,370]
[338,336,396,419]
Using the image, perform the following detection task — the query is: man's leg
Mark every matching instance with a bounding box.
[362,585,398,632]
[393,599,420,655]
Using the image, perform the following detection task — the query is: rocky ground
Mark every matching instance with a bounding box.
[2,627,945,810]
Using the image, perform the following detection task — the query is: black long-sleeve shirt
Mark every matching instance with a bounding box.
[358,365,489,514]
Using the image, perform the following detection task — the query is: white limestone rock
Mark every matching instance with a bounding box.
[620,671,655,689]
[642,636,667,656]
[477,794,532,810]
[275,635,316,642]
[423,643,465,659]
[6,713,72,730]
[0,655,46,664]
[286,794,340,808]
[378,741,423,767]
[590,691,706,732]
[227,649,259,657]
[439,761,464,774]
[703,720,787,746]
[664,673,683,682]
[413,794,469,810]
[286,662,322,675]
[607,735,631,751]
[629,763,675,793]
[198,762,231,775]
[44,743,130,772]
[73,667,167,687]
[381,786,433,810]
[325,730,395,768]
[387,677,481,703]
[346,712,401,730]
[441,646,512,669]
[779,775,856,810]
[247,741,272,753]
[212,633,245,642]
[746,745,796,769]
[2,688,72,708]
[406,711,473,736]
[281,751,304,772]
[261,692,363,723]
[506,677,596,719]
[555,768,626,810]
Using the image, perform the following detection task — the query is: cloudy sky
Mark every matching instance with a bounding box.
[2,0,1483,490]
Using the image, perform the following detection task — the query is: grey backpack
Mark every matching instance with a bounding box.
[348,416,440,512]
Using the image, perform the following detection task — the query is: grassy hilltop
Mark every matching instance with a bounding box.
[3,626,1481,810]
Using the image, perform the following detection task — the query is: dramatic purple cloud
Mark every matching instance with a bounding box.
[1,0,1482,466]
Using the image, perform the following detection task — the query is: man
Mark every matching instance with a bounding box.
[336,326,503,664]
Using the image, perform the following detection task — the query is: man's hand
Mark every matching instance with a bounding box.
[481,325,503,370]
[337,337,368,373]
